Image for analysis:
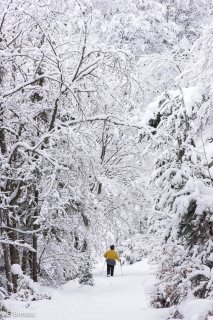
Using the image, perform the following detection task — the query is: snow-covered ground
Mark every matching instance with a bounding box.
[5,260,171,320]
[4,259,213,320]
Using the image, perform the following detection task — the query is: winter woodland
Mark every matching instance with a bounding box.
[0,0,213,319]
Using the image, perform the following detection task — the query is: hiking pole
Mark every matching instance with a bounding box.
[101,260,105,275]
[120,261,123,276]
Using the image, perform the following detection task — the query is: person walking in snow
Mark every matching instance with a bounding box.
[104,245,121,277]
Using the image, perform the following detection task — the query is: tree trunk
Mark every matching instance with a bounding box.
[9,221,20,293]
[2,243,13,293]
[0,103,7,154]
[0,103,13,292]
[28,251,33,278]
[32,189,39,282]
[22,246,28,274]
[32,233,38,282]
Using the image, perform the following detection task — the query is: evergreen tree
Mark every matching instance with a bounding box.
[78,240,94,286]
[145,86,213,306]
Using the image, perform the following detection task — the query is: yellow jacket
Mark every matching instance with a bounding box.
[104,250,121,262]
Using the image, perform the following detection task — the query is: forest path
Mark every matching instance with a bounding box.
[8,260,171,320]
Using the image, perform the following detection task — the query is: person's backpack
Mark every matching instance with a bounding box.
[106,258,116,265]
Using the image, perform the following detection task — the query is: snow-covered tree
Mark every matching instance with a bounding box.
[0,2,212,317]
[145,85,213,305]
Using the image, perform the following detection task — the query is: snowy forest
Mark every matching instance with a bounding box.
[0,0,213,319]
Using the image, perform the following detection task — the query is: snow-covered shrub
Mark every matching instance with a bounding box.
[173,182,213,299]
[152,183,213,306]
[0,286,8,319]
[155,183,213,307]
[151,244,193,307]
[11,264,50,302]
[205,310,213,320]
[15,273,51,302]
[167,299,213,320]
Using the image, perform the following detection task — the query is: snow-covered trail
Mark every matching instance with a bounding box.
[8,260,171,320]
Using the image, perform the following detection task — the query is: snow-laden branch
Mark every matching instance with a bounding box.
[2,226,43,235]
[75,58,101,81]
[0,126,19,137]
[61,114,156,136]
[2,74,49,98]
[0,239,36,252]
[7,141,63,169]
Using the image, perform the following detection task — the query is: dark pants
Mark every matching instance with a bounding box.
[107,264,115,276]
